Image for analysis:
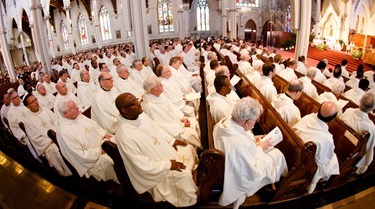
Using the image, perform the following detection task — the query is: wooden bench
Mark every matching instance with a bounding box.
[199,69,318,204]
[273,75,371,189]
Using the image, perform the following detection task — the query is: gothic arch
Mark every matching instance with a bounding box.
[244,19,256,41]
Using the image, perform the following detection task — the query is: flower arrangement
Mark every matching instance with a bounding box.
[351,49,362,59]
[316,43,327,51]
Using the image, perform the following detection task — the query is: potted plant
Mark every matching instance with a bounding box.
[351,49,362,59]
[316,43,327,51]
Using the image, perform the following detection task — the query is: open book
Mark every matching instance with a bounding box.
[260,126,283,152]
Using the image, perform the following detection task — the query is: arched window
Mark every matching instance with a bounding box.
[78,14,89,45]
[99,6,112,40]
[361,17,365,33]
[285,5,291,32]
[158,0,174,32]
[197,0,210,31]
[61,22,69,49]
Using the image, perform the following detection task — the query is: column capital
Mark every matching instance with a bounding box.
[44,15,51,20]
[30,4,43,10]
[64,5,71,10]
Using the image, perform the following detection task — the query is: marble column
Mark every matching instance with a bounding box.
[0,2,16,82]
[178,8,184,39]
[220,0,227,37]
[122,0,132,38]
[315,0,321,38]
[30,0,52,74]
[294,0,312,59]
[64,6,75,54]
[18,30,30,66]
[129,0,149,58]
[44,15,56,58]
[91,0,102,48]
[227,0,237,39]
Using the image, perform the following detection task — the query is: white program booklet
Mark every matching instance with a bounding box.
[230,75,241,86]
[185,92,201,101]
[261,126,283,152]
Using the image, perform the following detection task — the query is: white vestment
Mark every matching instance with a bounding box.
[160,77,196,117]
[296,61,307,75]
[257,76,277,103]
[115,113,198,207]
[23,107,72,176]
[89,67,100,85]
[142,65,156,78]
[91,87,120,134]
[58,78,77,95]
[115,77,144,98]
[341,66,350,78]
[1,104,10,129]
[7,104,29,142]
[207,92,235,125]
[246,70,262,87]
[278,67,297,82]
[237,61,254,76]
[70,69,81,83]
[142,94,201,148]
[77,81,97,108]
[129,69,147,88]
[43,82,57,95]
[57,114,117,181]
[293,113,340,193]
[343,88,365,105]
[345,78,360,89]
[323,77,344,90]
[339,108,375,174]
[272,93,301,126]
[213,117,287,209]
[314,70,328,84]
[299,77,319,99]
[37,93,56,110]
[54,93,84,116]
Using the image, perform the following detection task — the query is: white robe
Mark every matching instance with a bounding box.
[142,65,156,78]
[339,108,375,174]
[23,107,72,176]
[91,87,120,134]
[278,67,297,82]
[296,61,307,75]
[272,93,301,126]
[57,114,117,181]
[293,113,340,192]
[142,94,201,148]
[70,69,81,83]
[341,66,350,78]
[207,92,235,125]
[323,77,344,90]
[345,78,360,89]
[37,93,56,110]
[237,61,254,76]
[299,77,319,100]
[1,104,10,129]
[7,104,29,142]
[115,77,144,98]
[160,77,195,118]
[77,81,97,108]
[43,82,57,95]
[343,88,365,105]
[213,117,287,208]
[58,78,77,95]
[115,113,198,207]
[257,76,277,103]
[129,69,147,88]
[315,70,328,84]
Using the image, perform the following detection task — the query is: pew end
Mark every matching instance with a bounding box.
[199,148,225,204]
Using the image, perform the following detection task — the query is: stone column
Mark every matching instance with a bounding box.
[178,8,184,39]
[227,0,237,39]
[44,15,56,58]
[64,6,75,54]
[0,3,16,82]
[92,0,102,48]
[220,0,227,37]
[315,0,321,38]
[122,0,132,38]
[18,30,30,66]
[129,0,149,58]
[294,0,312,59]
[30,0,52,74]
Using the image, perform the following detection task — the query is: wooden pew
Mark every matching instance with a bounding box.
[272,73,370,189]
[234,70,318,202]
[199,72,225,204]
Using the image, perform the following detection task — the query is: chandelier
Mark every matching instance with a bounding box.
[235,0,258,12]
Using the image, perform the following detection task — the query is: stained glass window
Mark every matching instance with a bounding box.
[197,0,210,31]
[285,5,292,32]
[78,14,89,45]
[235,0,259,8]
[99,6,112,40]
[61,22,69,49]
[158,0,174,32]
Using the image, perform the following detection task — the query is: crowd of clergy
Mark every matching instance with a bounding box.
[0,36,375,208]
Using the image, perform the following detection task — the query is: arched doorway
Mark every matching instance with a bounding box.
[244,19,256,41]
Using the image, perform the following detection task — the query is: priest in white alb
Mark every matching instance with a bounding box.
[213,97,287,209]
[56,99,118,182]
[115,93,198,207]
[115,64,145,98]
[77,69,97,108]
[142,76,201,148]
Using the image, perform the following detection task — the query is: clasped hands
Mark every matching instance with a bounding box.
[255,135,272,151]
